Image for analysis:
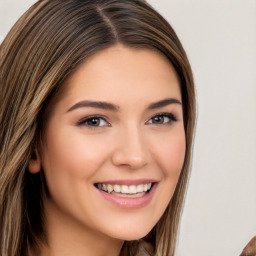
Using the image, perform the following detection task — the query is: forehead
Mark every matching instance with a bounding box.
[56,44,181,109]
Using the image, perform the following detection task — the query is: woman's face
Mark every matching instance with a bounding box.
[36,45,186,242]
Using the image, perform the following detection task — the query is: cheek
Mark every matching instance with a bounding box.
[156,130,186,178]
[41,128,107,179]
[144,130,186,227]
[39,128,109,214]
[169,135,186,170]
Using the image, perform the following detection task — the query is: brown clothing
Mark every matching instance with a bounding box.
[240,236,256,256]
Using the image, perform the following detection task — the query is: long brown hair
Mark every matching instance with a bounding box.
[0,1,196,255]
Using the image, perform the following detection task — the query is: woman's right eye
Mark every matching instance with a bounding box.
[77,116,110,128]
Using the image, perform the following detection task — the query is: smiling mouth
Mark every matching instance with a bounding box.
[94,183,153,198]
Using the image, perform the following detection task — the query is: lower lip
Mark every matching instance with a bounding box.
[96,183,157,209]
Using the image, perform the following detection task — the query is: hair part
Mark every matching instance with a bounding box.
[0,1,196,255]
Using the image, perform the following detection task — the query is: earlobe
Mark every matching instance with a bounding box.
[28,149,41,174]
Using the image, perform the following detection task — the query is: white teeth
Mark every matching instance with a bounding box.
[137,184,144,193]
[113,184,121,193]
[121,185,129,193]
[129,185,137,194]
[102,184,107,191]
[97,183,153,194]
[107,184,113,193]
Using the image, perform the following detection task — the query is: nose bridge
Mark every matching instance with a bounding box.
[111,123,149,169]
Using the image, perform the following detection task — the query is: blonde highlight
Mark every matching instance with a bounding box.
[0,1,196,255]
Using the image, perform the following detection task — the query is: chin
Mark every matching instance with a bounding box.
[110,226,153,241]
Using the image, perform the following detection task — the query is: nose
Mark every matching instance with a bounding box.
[111,126,149,169]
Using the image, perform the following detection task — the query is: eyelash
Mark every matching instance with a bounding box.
[146,112,177,125]
[77,113,177,128]
[77,115,110,129]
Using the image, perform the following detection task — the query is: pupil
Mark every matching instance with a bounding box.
[89,118,99,126]
[153,115,163,124]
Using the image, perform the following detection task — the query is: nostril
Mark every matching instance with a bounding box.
[111,152,148,169]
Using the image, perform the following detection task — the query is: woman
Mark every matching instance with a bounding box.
[0,0,196,255]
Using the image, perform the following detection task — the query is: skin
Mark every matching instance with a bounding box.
[29,44,186,256]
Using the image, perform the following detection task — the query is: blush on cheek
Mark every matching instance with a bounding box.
[162,139,186,178]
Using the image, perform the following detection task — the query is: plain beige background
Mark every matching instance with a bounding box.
[1,0,256,255]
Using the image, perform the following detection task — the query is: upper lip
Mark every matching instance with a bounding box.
[94,179,157,186]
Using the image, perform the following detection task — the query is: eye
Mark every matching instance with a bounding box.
[146,113,177,125]
[77,116,110,128]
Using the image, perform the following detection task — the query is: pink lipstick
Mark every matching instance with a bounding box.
[95,180,157,209]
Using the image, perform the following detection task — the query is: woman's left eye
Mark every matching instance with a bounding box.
[146,113,177,125]
[77,116,109,128]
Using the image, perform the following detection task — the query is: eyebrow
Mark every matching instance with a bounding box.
[147,98,182,109]
[67,98,182,112]
[67,100,119,112]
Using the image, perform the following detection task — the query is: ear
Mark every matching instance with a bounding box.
[28,149,41,174]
